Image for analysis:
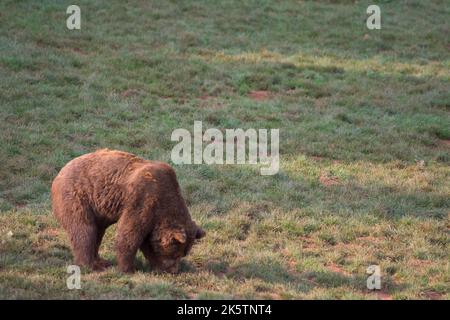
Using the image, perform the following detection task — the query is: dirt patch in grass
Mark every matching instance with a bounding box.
[248,90,271,101]
[70,47,88,56]
[298,236,318,249]
[314,97,330,109]
[319,172,340,187]
[364,289,393,300]
[409,259,433,268]
[439,139,450,147]
[121,89,140,98]
[199,94,213,100]
[376,291,393,300]
[326,263,351,277]
[420,290,443,300]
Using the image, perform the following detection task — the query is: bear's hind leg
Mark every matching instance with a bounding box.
[68,223,104,271]
[94,227,111,269]
[53,193,103,272]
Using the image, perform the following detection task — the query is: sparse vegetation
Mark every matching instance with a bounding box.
[0,0,449,299]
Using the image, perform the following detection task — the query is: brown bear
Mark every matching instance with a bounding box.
[51,149,205,273]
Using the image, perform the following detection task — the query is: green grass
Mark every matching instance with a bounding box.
[0,0,449,299]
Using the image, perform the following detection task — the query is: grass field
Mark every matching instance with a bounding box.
[0,0,449,299]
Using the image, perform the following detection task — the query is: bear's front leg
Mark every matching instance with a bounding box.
[115,216,146,273]
[140,239,158,269]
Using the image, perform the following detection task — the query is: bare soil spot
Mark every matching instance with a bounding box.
[410,259,433,268]
[37,228,60,238]
[365,289,393,300]
[199,94,213,100]
[376,291,393,300]
[265,293,283,300]
[439,139,450,147]
[326,263,351,277]
[299,236,317,249]
[314,97,329,109]
[319,173,340,186]
[248,90,271,101]
[283,109,301,120]
[71,47,88,56]
[420,290,443,300]
[121,89,140,98]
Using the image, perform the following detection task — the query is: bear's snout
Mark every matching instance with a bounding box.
[159,258,180,273]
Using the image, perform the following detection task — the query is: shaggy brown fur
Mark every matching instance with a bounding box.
[51,149,205,273]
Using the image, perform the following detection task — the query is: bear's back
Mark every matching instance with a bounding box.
[53,149,139,187]
[51,149,182,219]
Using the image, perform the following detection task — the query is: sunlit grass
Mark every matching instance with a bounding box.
[198,49,450,79]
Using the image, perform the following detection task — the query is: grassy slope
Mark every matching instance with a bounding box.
[0,0,449,299]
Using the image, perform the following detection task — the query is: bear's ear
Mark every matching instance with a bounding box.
[195,226,206,239]
[171,230,186,244]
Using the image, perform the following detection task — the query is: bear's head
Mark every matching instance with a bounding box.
[145,221,205,273]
